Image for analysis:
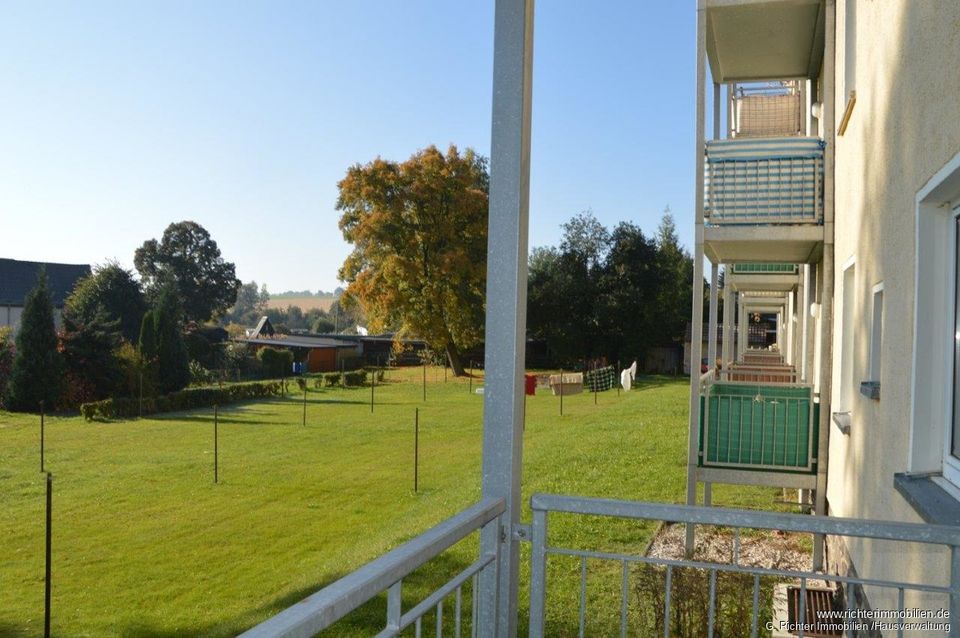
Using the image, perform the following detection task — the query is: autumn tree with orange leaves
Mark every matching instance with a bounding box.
[336,145,488,376]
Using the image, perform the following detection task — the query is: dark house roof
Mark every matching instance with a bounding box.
[237,334,356,350]
[0,258,91,307]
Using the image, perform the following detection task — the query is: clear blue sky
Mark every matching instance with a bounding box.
[0,1,696,294]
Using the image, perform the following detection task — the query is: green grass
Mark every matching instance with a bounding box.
[0,368,783,636]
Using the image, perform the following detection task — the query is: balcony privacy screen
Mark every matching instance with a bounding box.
[699,382,818,473]
[705,137,825,224]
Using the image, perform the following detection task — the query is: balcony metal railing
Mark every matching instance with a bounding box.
[730,262,799,275]
[238,498,504,638]
[699,381,818,473]
[529,494,960,638]
[705,137,825,225]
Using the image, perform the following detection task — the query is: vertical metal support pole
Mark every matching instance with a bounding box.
[814,0,837,571]
[708,262,719,369]
[738,293,747,360]
[387,581,402,632]
[712,82,721,141]
[722,277,733,370]
[214,405,219,484]
[44,471,52,638]
[528,508,547,637]
[414,408,419,493]
[479,0,534,633]
[800,265,809,381]
[685,0,707,558]
[559,368,564,416]
[40,401,45,473]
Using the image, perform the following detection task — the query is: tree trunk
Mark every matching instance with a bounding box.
[445,342,467,377]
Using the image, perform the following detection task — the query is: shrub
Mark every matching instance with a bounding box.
[342,370,367,387]
[0,328,14,409]
[323,372,341,387]
[6,270,63,411]
[189,360,214,385]
[80,380,283,421]
[295,377,307,392]
[257,347,293,379]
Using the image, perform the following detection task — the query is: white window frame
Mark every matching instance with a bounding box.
[868,282,883,384]
[909,149,960,487]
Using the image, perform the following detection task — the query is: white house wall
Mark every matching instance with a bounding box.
[826,0,960,614]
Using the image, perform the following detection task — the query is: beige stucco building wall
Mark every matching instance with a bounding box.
[826,0,960,616]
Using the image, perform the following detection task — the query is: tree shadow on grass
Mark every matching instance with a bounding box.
[0,622,31,638]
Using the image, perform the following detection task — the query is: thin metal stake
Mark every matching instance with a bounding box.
[40,401,45,473]
[44,472,52,638]
[214,405,219,484]
[559,368,564,416]
[414,408,419,493]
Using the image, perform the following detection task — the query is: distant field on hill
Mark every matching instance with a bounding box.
[265,295,336,312]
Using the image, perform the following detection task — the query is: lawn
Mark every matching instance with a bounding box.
[0,368,782,636]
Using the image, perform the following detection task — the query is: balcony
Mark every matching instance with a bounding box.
[240,494,960,637]
[703,137,826,263]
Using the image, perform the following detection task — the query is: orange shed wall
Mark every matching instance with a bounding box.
[307,348,337,372]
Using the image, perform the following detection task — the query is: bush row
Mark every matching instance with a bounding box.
[80,380,283,421]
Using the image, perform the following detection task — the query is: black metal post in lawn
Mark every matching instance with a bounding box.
[214,405,219,484]
[40,401,45,473]
[414,408,419,493]
[559,368,564,416]
[44,471,52,638]
[594,363,598,405]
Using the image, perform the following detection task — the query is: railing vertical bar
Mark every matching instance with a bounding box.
[707,568,717,638]
[738,395,745,464]
[387,580,402,631]
[529,509,548,637]
[471,573,479,638]
[798,577,807,638]
[759,396,766,466]
[455,586,462,638]
[846,585,856,638]
[416,617,422,638]
[663,565,673,638]
[578,556,587,638]
[620,559,629,638]
[750,573,760,638]
[896,587,905,638]
[437,599,443,637]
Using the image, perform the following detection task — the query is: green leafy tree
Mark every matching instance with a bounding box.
[226,280,269,326]
[64,262,146,344]
[654,207,695,347]
[134,221,241,323]
[6,270,63,411]
[337,145,488,375]
[0,328,15,408]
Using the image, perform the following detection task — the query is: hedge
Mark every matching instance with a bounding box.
[80,380,283,421]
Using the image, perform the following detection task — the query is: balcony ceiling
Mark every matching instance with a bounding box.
[705,0,825,83]
[704,225,824,264]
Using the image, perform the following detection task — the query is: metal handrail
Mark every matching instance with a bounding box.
[239,497,505,638]
[529,494,960,638]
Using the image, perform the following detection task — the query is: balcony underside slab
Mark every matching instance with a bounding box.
[697,466,818,490]
[729,272,800,292]
[705,0,825,83]
[704,224,823,264]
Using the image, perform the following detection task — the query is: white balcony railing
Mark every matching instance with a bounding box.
[705,137,825,225]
